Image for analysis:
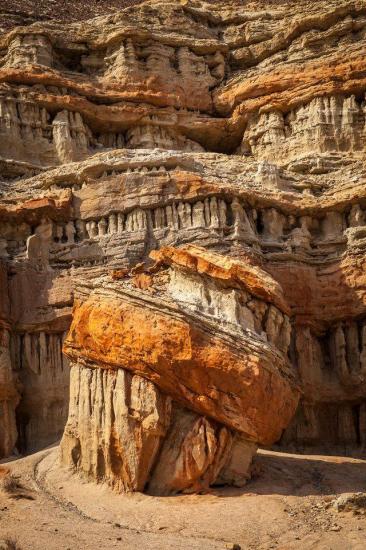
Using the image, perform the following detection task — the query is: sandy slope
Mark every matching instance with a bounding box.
[0,447,365,550]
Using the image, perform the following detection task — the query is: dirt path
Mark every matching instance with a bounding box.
[1,447,365,550]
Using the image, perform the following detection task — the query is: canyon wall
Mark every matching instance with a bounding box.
[0,0,365,489]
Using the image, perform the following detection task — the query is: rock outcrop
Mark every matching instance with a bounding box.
[60,245,298,493]
[0,0,365,493]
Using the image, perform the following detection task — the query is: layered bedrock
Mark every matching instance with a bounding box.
[0,0,366,461]
[60,245,299,494]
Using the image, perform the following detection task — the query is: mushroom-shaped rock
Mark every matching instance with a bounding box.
[61,246,299,494]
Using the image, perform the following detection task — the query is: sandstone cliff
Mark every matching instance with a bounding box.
[0,0,365,493]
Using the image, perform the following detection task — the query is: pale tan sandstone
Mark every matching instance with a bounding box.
[60,364,171,492]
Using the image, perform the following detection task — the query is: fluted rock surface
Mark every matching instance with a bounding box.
[0,0,365,478]
[0,262,20,457]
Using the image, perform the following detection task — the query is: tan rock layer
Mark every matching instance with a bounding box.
[64,295,298,445]
[151,244,290,314]
[217,55,366,118]
[0,193,72,224]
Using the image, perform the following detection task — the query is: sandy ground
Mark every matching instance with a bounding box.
[0,446,366,550]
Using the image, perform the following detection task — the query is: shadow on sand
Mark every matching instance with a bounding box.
[214,449,366,498]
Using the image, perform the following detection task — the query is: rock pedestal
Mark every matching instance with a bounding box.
[60,246,299,494]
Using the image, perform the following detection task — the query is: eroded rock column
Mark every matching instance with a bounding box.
[60,245,299,494]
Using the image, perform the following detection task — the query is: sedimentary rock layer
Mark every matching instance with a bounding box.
[0,0,365,466]
[60,246,298,493]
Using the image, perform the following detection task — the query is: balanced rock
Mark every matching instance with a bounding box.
[60,245,299,494]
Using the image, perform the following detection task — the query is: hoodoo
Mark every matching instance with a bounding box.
[60,245,299,493]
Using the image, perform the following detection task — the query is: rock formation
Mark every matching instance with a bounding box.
[60,245,298,493]
[0,0,365,493]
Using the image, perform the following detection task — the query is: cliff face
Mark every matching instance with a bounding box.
[0,0,365,492]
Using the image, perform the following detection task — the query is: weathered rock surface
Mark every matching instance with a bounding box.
[60,246,297,493]
[333,492,366,514]
[0,263,20,457]
[0,0,365,493]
